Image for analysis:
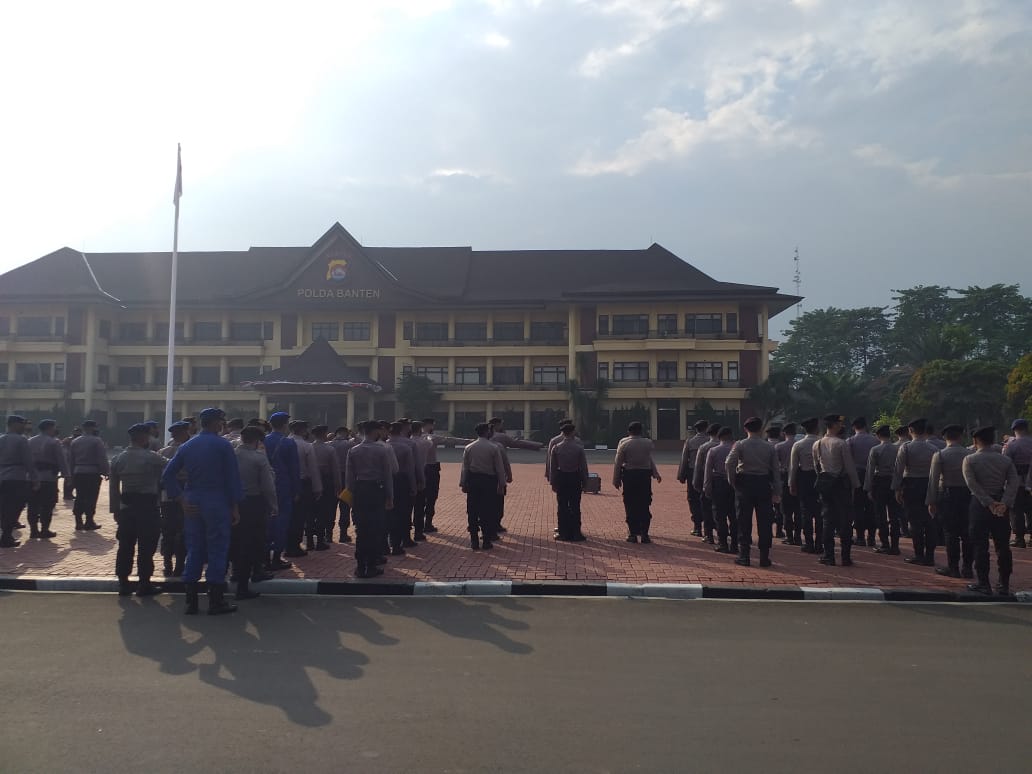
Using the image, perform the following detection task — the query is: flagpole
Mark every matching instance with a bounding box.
[163,144,182,443]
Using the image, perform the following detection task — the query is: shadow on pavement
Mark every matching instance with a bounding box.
[891,602,1032,628]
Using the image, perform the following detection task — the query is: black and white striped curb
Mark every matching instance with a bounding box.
[1,575,1028,603]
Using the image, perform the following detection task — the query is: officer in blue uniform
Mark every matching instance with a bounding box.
[262,411,301,571]
[161,407,243,616]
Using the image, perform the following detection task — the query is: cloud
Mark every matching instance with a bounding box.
[484,31,512,48]
[853,144,1032,191]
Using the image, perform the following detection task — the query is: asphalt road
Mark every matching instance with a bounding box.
[2,594,1031,773]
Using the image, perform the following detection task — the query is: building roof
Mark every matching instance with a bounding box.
[245,338,382,393]
[0,223,800,315]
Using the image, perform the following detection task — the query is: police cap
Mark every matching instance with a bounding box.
[168,420,190,433]
[693,420,709,432]
[907,417,927,434]
[127,423,151,436]
[942,424,963,440]
[269,411,290,422]
[199,407,225,423]
[82,419,98,428]
[972,426,995,444]
[801,417,820,433]
[143,420,159,428]
[743,416,763,432]
[1011,418,1028,431]
[38,419,57,430]
[706,422,722,435]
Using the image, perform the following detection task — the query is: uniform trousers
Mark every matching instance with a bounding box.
[620,469,653,537]
[423,463,441,529]
[388,475,412,551]
[780,481,799,542]
[115,492,161,582]
[268,485,293,553]
[465,472,498,537]
[710,477,736,548]
[160,500,186,571]
[795,469,820,548]
[290,479,315,547]
[72,473,102,524]
[686,471,702,530]
[969,497,1012,587]
[311,473,336,540]
[939,486,972,571]
[1011,466,1030,541]
[412,487,427,537]
[870,477,901,549]
[554,471,583,539]
[0,480,30,541]
[337,500,351,539]
[902,477,935,562]
[819,474,852,560]
[853,468,874,541]
[698,491,715,539]
[735,474,773,555]
[28,481,58,532]
[182,491,232,584]
[351,480,386,569]
[232,495,269,582]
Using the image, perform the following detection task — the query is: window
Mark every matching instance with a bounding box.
[311,322,339,341]
[98,320,111,339]
[192,365,221,385]
[97,365,110,385]
[597,362,609,382]
[403,321,413,341]
[155,322,184,342]
[657,314,678,335]
[726,313,739,335]
[532,366,567,385]
[612,314,649,335]
[262,321,274,340]
[493,366,523,385]
[0,363,8,382]
[154,366,183,385]
[657,361,677,381]
[230,322,263,341]
[493,321,524,341]
[686,361,723,382]
[455,322,487,341]
[0,317,9,336]
[613,362,649,382]
[230,366,261,383]
[597,315,609,335]
[193,322,222,341]
[530,321,564,342]
[727,361,739,383]
[118,322,147,341]
[415,366,448,384]
[685,313,722,335]
[415,322,448,341]
[15,363,52,382]
[17,317,51,336]
[341,321,371,341]
[54,363,65,384]
[117,366,145,386]
[455,367,486,385]
[54,318,65,337]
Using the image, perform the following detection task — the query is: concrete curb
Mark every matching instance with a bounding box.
[0,575,1026,602]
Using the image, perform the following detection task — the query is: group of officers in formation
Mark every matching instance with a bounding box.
[676,414,1030,595]
[0,406,1027,610]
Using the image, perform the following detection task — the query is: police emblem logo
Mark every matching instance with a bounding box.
[326,258,348,282]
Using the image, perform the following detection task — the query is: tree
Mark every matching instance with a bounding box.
[794,372,872,421]
[1005,354,1032,418]
[395,372,440,420]
[748,370,797,426]
[772,307,890,378]
[954,284,1032,361]
[898,359,1010,430]
[568,378,608,446]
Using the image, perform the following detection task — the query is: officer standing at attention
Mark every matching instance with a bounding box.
[691,423,722,544]
[847,417,879,547]
[263,412,301,571]
[233,425,278,599]
[331,426,355,543]
[408,420,430,542]
[865,425,902,555]
[613,421,662,544]
[1002,419,1032,548]
[926,425,946,451]
[893,418,937,567]
[70,419,109,531]
[309,425,340,552]
[346,421,395,578]
[550,423,589,542]
[813,414,861,566]
[963,426,1020,595]
[28,419,69,539]
[775,423,800,546]
[926,425,973,579]
[143,421,162,452]
[419,417,463,534]
[765,426,786,539]
[703,427,736,553]
[461,423,507,550]
[726,417,781,567]
[158,421,190,577]
[110,424,168,597]
[386,422,417,556]
[287,420,322,558]
[678,419,711,537]
[789,417,821,554]
[487,420,514,535]
[0,415,40,548]
[546,419,576,535]
[161,408,243,616]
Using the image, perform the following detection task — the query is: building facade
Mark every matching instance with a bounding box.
[0,224,797,443]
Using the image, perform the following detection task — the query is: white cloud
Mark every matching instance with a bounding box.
[484,31,513,48]
[853,144,1032,191]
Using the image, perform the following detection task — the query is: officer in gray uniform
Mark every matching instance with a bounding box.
[310,425,341,552]
[1003,419,1032,548]
[813,414,861,566]
[789,417,821,553]
[865,425,901,555]
[0,415,40,547]
[963,426,1020,595]
[70,419,109,530]
[678,419,711,537]
[847,417,879,547]
[704,427,736,553]
[691,423,722,544]
[550,423,589,541]
[158,421,190,576]
[727,417,781,567]
[614,421,662,544]
[331,426,355,543]
[926,425,973,578]
[775,423,800,545]
[893,418,937,566]
[462,423,508,550]
[28,419,69,539]
[346,421,395,578]
[386,422,417,555]
[233,425,278,599]
[110,424,168,596]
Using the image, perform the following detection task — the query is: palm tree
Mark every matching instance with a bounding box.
[748,370,797,426]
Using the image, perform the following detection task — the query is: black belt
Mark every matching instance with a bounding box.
[426,462,441,469]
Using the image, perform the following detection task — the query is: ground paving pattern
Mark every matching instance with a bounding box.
[2,461,1029,590]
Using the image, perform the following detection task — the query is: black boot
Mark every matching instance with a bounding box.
[207,583,238,615]
[136,579,161,597]
[759,549,772,568]
[163,557,174,576]
[470,532,480,550]
[734,548,751,567]
[482,532,494,550]
[270,551,292,570]
[640,533,652,544]
[118,577,133,596]
[314,537,330,551]
[306,535,316,551]
[235,576,260,600]
[184,582,200,615]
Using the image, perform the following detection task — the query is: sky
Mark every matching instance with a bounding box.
[2,0,1030,327]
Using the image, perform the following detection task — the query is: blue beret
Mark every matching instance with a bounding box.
[1011,418,1028,431]
[38,419,57,430]
[143,420,159,428]
[7,414,28,424]
[269,411,290,421]
[127,423,151,436]
[199,407,225,422]
[168,420,190,432]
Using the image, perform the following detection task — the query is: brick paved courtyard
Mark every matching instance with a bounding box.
[2,461,1029,591]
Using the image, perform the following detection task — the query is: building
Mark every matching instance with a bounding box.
[0,223,798,443]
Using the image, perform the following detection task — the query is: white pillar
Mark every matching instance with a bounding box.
[259,394,268,418]
[219,356,229,385]
[346,391,355,428]
[523,400,531,435]
[649,401,659,439]
[448,401,456,431]
[83,307,98,413]
[678,399,688,440]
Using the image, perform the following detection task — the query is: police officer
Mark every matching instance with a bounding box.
[678,419,711,537]
[419,417,460,534]
[550,423,589,541]
[926,425,973,578]
[547,419,576,535]
[233,425,278,599]
[144,420,162,451]
[408,420,429,541]
[69,419,109,530]
[766,426,786,539]
[775,423,800,545]
[461,423,507,550]
[1003,419,1032,548]
[158,421,190,576]
[288,420,322,558]
[691,423,722,544]
[0,415,39,548]
[727,417,781,567]
[963,426,1020,595]
[346,421,395,577]
[28,419,68,539]
[110,424,168,596]
[703,426,736,553]
[487,420,514,536]
[309,425,341,551]
[893,418,937,566]
[614,421,662,544]
[264,412,301,571]
[865,425,901,555]
[847,417,879,547]
[161,407,243,616]
[789,417,821,554]
[813,414,861,566]
[386,422,417,556]
[331,426,355,543]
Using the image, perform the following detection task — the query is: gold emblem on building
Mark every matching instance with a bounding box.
[326,258,348,282]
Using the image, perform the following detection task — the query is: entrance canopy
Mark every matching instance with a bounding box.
[244,338,383,394]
